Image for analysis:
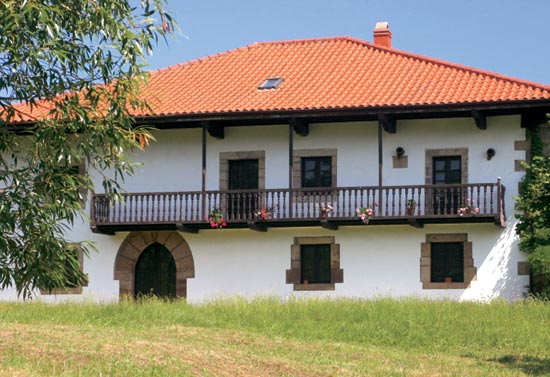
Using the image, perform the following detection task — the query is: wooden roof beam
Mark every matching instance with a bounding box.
[378,114,396,134]
[204,122,225,139]
[472,110,487,130]
[521,111,549,129]
[291,119,309,137]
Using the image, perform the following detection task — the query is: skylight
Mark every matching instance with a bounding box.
[259,77,283,90]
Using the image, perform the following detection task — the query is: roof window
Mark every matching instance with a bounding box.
[259,77,283,90]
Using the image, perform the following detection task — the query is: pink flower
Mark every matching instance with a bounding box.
[367,208,374,216]
[474,207,480,214]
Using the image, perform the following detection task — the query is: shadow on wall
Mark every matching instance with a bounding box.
[460,218,526,302]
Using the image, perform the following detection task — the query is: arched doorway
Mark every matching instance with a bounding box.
[114,231,195,298]
[134,242,176,298]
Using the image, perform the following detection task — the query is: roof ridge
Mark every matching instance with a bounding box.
[148,36,550,90]
[364,41,550,90]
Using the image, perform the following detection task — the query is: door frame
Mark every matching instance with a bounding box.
[114,231,194,298]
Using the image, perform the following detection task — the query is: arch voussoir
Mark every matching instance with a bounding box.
[114,231,194,298]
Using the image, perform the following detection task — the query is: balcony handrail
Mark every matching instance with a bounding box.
[91,181,505,228]
[92,182,498,198]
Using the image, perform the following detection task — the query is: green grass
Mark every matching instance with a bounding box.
[1,297,549,376]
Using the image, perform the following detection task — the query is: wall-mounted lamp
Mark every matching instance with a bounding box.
[396,147,405,158]
[486,148,496,160]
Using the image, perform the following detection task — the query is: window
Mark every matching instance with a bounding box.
[40,245,87,295]
[286,236,343,291]
[292,149,337,189]
[420,234,476,289]
[258,77,283,90]
[301,157,332,188]
[430,242,464,283]
[300,244,331,284]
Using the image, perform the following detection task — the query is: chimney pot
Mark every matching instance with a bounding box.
[373,21,392,48]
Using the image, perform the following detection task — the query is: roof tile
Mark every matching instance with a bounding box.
[11,36,550,121]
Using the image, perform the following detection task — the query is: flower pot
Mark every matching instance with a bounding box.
[444,277,452,283]
[303,280,309,285]
[407,207,416,216]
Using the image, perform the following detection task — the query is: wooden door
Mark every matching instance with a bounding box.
[134,242,176,298]
[432,156,461,215]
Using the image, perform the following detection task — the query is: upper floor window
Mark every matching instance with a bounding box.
[301,156,332,188]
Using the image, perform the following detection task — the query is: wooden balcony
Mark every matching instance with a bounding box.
[90,181,506,234]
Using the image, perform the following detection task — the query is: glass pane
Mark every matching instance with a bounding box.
[431,242,464,283]
[435,160,445,170]
[450,159,461,171]
[300,244,331,284]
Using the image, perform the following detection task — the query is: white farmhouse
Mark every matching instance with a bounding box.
[5,23,550,302]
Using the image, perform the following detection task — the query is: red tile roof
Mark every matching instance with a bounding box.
[135,36,550,117]
[10,36,550,122]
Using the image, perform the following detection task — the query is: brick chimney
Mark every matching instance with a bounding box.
[373,21,392,48]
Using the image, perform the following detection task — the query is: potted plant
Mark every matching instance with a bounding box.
[254,207,274,221]
[317,202,334,219]
[457,198,480,216]
[208,207,227,229]
[356,207,374,224]
[406,199,417,216]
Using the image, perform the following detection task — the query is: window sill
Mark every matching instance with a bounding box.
[40,287,83,295]
[422,282,470,289]
[293,283,335,291]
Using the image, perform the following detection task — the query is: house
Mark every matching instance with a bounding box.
[3,22,550,302]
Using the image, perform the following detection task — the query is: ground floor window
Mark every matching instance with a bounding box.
[421,233,476,289]
[286,236,343,291]
[40,245,87,295]
[300,244,331,284]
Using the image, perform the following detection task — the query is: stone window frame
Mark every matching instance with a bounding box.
[420,233,477,289]
[286,236,343,291]
[40,245,87,295]
[219,151,266,191]
[425,148,468,185]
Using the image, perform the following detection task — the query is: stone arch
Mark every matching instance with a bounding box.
[114,231,194,298]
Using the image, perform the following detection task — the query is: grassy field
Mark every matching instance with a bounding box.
[0,298,549,376]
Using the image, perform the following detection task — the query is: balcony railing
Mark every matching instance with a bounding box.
[90,181,506,233]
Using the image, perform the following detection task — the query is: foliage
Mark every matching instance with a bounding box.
[516,146,550,296]
[0,0,174,298]
[1,298,550,375]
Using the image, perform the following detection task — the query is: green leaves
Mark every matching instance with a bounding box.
[516,125,550,297]
[0,0,173,298]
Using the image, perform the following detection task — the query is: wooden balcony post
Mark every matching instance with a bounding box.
[289,123,294,217]
[201,124,207,219]
[378,120,383,216]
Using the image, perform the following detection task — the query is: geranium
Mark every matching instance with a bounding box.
[255,207,274,220]
[356,207,374,224]
[316,202,334,218]
[457,198,480,216]
[208,207,227,228]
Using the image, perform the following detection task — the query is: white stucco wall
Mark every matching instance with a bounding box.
[0,115,529,302]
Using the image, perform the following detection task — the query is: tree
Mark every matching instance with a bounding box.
[0,0,174,298]
[515,124,550,297]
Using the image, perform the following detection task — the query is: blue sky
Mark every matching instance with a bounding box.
[148,0,550,85]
